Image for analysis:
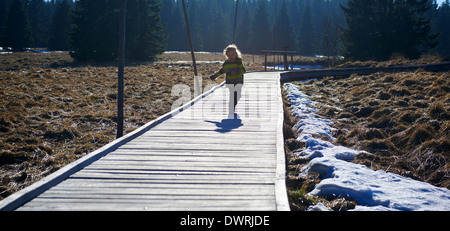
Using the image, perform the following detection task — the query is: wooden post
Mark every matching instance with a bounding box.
[233,0,239,44]
[273,55,276,70]
[181,0,197,77]
[117,0,126,138]
[181,0,201,98]
[291,54,294,70]
[264,52,267,71]
[282,46,288,71]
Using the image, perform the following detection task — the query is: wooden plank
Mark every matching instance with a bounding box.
[106,151,276,158]
[18,198,276,211]
[42,178,275,186]
[30,187,275,197]
[68,171,276,183]
[125,137,276,143]
[0,80,227,211]
[99,155,275,163]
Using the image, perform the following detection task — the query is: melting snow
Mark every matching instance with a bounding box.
[283,83,450,211]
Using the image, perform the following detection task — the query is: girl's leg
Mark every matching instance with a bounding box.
[227,85,235,116]
[234,84,243,110]
[227,84,242,117]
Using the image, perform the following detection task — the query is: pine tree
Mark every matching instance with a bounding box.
[250,0,271,52]
[342,0,437,61]
[155,0,443,56]
[297,1,315,56]
[318,1,342,66]
[236,3,251,52]
[273,0,294,49]
[70,0,165,62]
[0,0,13,42]
[435,0,450,57]
[48,0,72,51]
[165,0,188,51]
[126,0,166,61]
[188,0,203,51]
[205,1,231,51]
[69,0,118,61]
[342,0,377,60]
[391,0,438,59]
[160,0,174,50]
[28,0,51,48]
[3,0,33,51]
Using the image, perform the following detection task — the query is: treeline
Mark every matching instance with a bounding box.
[1,0,450,62]
[0,0,75,50]
[434,0,450,58]
[342,0,450,60]
[0,0,165,61]
[161,0,348,56]
[69,0,165,61]
[163,0,450,60]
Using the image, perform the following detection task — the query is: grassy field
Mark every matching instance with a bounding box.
[0,51,263,200]
[1,51,448,208]
[282,56,449,210]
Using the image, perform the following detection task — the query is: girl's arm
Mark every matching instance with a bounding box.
[209,67,224,80]
[240,61,246,75]
[215,68,225,76]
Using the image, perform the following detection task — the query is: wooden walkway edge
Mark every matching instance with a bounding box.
[280,61,450,83]
[0,72,289,211]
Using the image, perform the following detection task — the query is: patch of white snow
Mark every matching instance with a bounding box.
[283,82,450,211]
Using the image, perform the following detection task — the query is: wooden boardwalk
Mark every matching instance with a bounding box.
[0,72,289,211]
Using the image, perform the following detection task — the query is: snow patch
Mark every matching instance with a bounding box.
[284,83,335,142]
[283,82,450,211]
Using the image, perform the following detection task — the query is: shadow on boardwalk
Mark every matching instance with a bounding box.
[205,118,243,133]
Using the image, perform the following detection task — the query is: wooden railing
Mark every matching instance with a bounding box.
[261,48,296,71]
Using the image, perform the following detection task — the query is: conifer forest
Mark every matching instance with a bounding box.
[1,0,450,210]
[1,0,450,61]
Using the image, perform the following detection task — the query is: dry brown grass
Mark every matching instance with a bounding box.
[284,57,449,210]
[335,54,445,68]
[291,61,449,190]
[0,51,267,200]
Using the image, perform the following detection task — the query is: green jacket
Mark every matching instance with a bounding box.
[214,58,246,84]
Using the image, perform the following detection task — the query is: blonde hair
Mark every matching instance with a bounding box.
[223,44,242,59]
